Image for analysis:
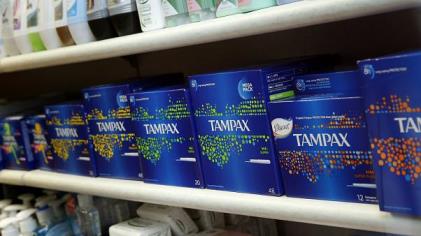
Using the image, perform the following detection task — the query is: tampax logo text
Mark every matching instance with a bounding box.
[96,121,126,133]
[144,123,180,135]
[294,133,350,147]
[208,119,250,132]
[394,117,421,133]
[55,128,78,138]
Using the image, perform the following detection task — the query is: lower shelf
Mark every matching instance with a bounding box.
[0,169,419,235]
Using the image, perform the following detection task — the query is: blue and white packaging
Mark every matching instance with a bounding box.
[358,51,421,216]
[294,71,362,97]
[45,104,96,176]
[188,65,303,195]
[268,95,377,203]
[83,84,141,180]
[0,116,36,170]
[129,88,204,188]
[25,115,54,170]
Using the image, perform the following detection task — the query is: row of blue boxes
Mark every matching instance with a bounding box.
[0,52,420,216]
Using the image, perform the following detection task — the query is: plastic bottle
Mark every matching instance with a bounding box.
[0,200,13,220]
[35,195,56,226]
[162,0,190,27]
[26,0,47,51]
[18,193,35,208]
[48,194,70,223]
[39,0,64,50]
[1,0,20,56]
[13,0,33,54]
[3,205,27,218]
[108,0,141,36]
[187,0,216,22]
[65,194,82,235]
[215,0,239,17]
[0,217,19,236]
[15,208,38,236]
[66,0,96,44]
[237,0,277,13]
[87,0,117,40]
[54,0,76,46]
[135,0,165,32]
[76,194,101,236]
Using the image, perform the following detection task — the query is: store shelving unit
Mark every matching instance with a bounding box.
[1,0,421,235]
[0,169,419,235]
[0,0,419,73]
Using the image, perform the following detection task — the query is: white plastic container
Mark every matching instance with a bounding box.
[188,210,225,231]
[39,0,64,50]
[0,217,19,236]
[66,0,96,44]
[135,0,165,31]
[13,0,33,54]
[109,218,171,236]
[17,194,35,208]
[137,204,198,236]
[16,209,38,236]
[1,0,20,56]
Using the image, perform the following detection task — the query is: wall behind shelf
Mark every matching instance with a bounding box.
[0,7,420,100]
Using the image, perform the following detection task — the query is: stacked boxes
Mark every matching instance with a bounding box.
[358,52,421,215]
[45,104,96,176]
[130,88,204,187]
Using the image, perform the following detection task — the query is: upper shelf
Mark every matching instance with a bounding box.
[0,169,420,235]
[0,0,420,73]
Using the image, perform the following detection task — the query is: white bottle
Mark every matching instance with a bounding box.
[3,205,27,218]
[35,196,56,226]
[135,0,165,32]
[0,199,13,219]
[12,0,33,54]
[76,194,101,236]
[39,0,64,49]
[1,0,20,56]
[65,0,96,44]
[0,217,19,236]
[16,208,38,236]
[18,193,35,208]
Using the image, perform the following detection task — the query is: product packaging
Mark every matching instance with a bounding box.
[215,0,239,18]
[87,0,117,40]
[109,218,171,236]
[135,0,165,31]
[66,0,96,44]
[26,0,47,51]
[45,104,96,176]
[129,88,204,187]
[39,0,65,50]
[137,204,198,236]
[238,0,276,13]
[0,116,36,170]
[13,0,33,54]
[358,51,421,216]
[162,0,190,27]
[187,0,216,22]
[108,0,141,36]
[83,84,141,180]
[1,0,20,56]
[25,115,54,170]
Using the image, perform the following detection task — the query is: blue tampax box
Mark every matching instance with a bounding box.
[129,88,204,188]
[45,104,97,176]
[25,115,54,170]
[358,51,421,216]
[0,116,36,170]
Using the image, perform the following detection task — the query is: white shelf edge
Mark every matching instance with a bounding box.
[1,0,420,73]
[0,170,420,235]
